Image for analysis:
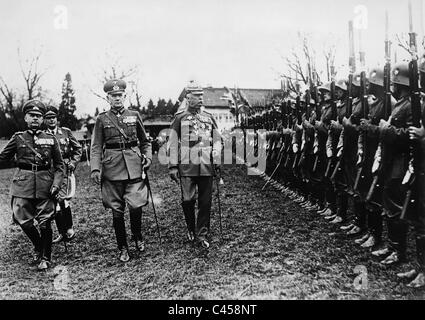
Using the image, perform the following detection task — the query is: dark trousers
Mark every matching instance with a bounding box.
[180,176,213,242]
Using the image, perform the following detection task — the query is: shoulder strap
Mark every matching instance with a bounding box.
[15,134,44,161]
[104,112,130,141]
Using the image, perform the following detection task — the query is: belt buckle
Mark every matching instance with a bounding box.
[119,141,126,149]
[31,164,38,171]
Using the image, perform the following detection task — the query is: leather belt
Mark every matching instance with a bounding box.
[105,141,138,150]
[18,163,51,171]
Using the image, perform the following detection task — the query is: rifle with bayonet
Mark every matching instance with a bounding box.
[401,1,422,221]
[331,21,357,182]
[366,11,392,203]
[324,74,337,178]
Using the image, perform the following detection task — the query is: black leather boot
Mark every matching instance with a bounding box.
[38,224,53,271]
[381,219,407,265]
[129,208,144,252]
[21,221,42,264]
[182,201,195,241]
[113,216,130,262]
[112,216,128,250]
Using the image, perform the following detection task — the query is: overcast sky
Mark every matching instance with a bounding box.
[0,0,423,116]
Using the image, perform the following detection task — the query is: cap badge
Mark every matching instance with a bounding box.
[113,85,120,91]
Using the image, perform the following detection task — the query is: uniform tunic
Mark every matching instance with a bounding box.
[90,108,152,213]
[0,130,64,225]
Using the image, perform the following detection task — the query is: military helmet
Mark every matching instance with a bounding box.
[318,82,331,92]
[369,67,384,87]
[335,79,348,91]
[352,73,362,87]
[391,63,410,86]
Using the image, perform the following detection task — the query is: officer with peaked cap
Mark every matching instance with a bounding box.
[90,79,152,262]
[168,82,222,249]
[44,106,82,244]
[0,100,64,270]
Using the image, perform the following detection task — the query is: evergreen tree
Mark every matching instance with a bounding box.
[58,73,78,130]
[147,99,155,117]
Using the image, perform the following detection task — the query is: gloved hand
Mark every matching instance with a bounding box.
[50,185,60,200]
[67,162,76,173]
[91,170,101,185]
[143,157,152,171]
[169,167,180,183]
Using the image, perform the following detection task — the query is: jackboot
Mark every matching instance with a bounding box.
[21,222,42,264]
[129,208,145,252]
[38,225,53,271]
[112,216,128,250]
[182,201,195,241]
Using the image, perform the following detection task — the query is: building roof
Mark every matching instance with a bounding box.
[178,87,282,109]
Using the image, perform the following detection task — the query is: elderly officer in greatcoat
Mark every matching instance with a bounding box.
[44,106,82,244]
[0,100,64,270]
[90,79,152,263]
[168,83,222,249]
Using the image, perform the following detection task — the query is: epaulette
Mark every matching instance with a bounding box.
[44,131,55,136]
[12,131,23,137]
[61,126,71,132]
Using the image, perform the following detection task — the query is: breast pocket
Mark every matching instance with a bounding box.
[104,125,120,138]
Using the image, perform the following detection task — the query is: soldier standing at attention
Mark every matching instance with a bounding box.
[90,79,152,263]
[44,106,82,243]
[168,83,222,249]
[0,100,64,270]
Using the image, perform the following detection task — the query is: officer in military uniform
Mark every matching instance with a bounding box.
[0,100,64,270]
[90,79,152,262]
[168,83,222,249]
[44,106,82,243]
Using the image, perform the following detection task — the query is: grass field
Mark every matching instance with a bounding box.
[0,155,424,300]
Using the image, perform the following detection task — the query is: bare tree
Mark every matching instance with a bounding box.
[90,48,142,106]
[17,46,49,100]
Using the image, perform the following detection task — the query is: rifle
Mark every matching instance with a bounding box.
[331,21,357,182]
[354,63,370,190]
[401,1,422,221]
[366,11,392,203]
[324,78,337,178]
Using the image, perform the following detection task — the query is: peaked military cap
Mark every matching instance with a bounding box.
[185,80,203,95]
[23,99,46,116]
[44,106,59,118]
[104,79,127,94]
